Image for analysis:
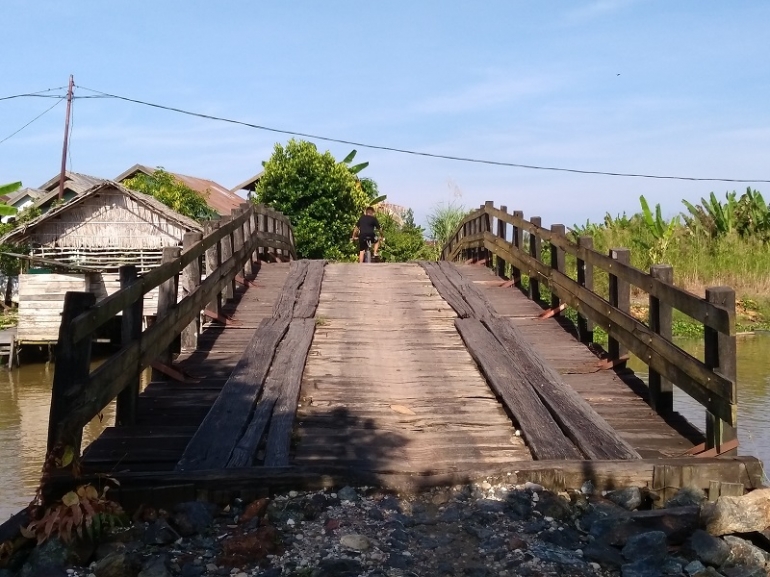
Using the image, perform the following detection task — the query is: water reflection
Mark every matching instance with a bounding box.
[629,333,770,469]
[0,361,148,522]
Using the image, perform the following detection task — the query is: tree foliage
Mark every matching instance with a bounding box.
[121,168,218,221]
[255,139,369,259]
[425,201,467,260]
[378,208,430,262]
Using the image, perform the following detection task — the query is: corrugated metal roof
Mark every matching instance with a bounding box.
[116,164,245,217]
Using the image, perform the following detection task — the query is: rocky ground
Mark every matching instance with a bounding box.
[5,480,770,577]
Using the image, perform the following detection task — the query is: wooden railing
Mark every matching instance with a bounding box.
[442,201,737,454]
[46,203,295,465]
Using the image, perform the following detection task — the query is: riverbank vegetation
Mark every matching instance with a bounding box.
[568,188,770,338]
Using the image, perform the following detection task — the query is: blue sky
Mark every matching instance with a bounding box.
[2,0,769,230]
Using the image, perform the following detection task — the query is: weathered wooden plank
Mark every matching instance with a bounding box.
[418,261,474,318]
[263,318,316,466]
[485,316,640,460]
[293,261,325,319]
[174,315,290,471]
[454,317,582,460]
[438,261,497,319]
[272,260,309,319]
[49,456,763,498]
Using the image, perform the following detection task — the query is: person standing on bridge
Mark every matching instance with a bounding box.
[351,206,383,263]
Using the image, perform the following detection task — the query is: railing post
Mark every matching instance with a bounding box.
[528,216,542,301]
[240,203,253,276]
[152,246,181,381]
[512,210,524,287]
[496,205,508,278]
[549,224,566,312]
[608,248,631,367]
[47,291,95,458]
[116,266,142,426]
[268,212,277,260]
[483,202,493,268]
[248,206,258,266]
[257,206,267,261]
[181,232,203,353]
[576,236,594,344]
[219,216,234,300]
[205,220,222,316]
[232,207,245,278]
[649,264,674,413]
[704,286,738,454]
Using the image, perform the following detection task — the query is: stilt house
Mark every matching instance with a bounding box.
[1,181,202,344]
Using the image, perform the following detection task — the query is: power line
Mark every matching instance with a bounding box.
[0,87,67,101]
[0,97,64,145]
[14,83,770,185]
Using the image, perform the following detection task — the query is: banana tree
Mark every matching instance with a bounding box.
[639,195,679,263]
[0,182,21,217]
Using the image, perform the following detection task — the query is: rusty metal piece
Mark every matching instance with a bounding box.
[203,309,240,325]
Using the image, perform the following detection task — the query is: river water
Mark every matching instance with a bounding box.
[1,336,769,522]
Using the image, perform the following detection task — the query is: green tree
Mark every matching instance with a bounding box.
[379,209,429,262]
[121,168,217,221]
[255,139,369,259]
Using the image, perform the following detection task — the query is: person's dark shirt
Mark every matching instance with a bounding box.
[356,214,380,237]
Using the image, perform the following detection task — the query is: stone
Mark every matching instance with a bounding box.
[138,556,170,577]
[606,487,643,511]
[702,488,770,536]
[239,498,269,524]
[666,486,706,508]
[170,502,215,537]
[684,560,706,575]
[19,538,71,577]
[142,519,180,545]
[621,531,668,565]
[367,507,385,521]
[340,533,370,551]
[721,565,768,577]
[337,486,358,502]
[621,558,667,577]
[315,558,363,577]
[685,529,731,567]
[583,540,625,569]
[93,552,138,577]
[180,563,205,577]
[379,495,401,512]
[508,536,527,551]
[722,535,769,569]
[220,526,279,565]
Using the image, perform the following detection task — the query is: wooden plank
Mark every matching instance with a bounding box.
[181,232,203,352]
[174,315,291,471]
[293,261,325,319]
[48,456,764,497]
[272,260,309,318]
[454,317,582,460]
[263,319,316,466]
[485,316,640,460]
[116,266,142,426]
[438,261,495,319]
[418,261,474,318]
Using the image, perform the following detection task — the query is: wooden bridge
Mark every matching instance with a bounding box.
[38,202,763,512]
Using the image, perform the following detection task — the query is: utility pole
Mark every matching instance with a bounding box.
[57,75,74,201]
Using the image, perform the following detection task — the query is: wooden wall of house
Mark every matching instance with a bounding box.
[25,190,192,249]
[89,273,161,316]
[17,273,87,342]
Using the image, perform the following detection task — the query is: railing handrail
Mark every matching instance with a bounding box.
[441,201,738,451]
[70,204,295,343]
[45,203,296,465]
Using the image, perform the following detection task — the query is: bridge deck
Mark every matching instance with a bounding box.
[294,263,530,473]
[455,264,703,459]
[76,260,738,504]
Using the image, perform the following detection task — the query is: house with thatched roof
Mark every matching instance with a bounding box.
[31,171,106,213]
[2,180,202,344]
[116,164,245,217]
